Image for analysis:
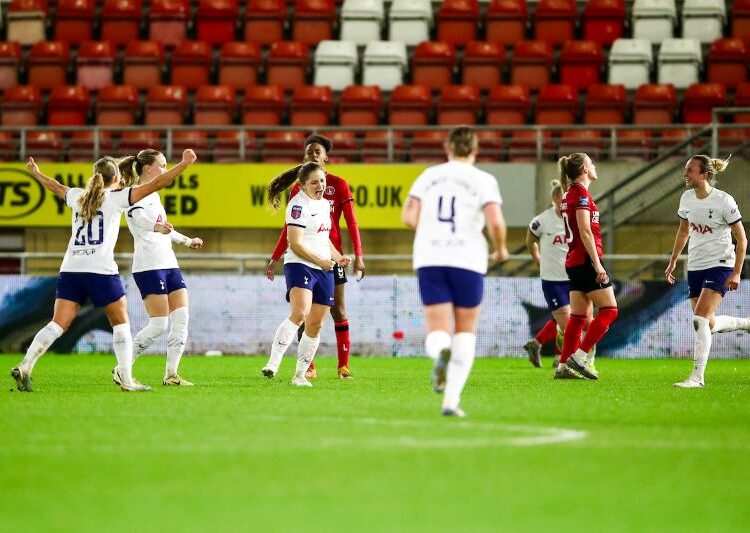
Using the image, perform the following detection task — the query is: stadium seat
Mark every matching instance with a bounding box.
[361,130,407,162]
[267,41,310,92]
[100,0,143,46]
[339,85,382,126]
[511,40,553,91]
[145,85,187,126]
[149,0,189,47]
[437,0,479,46]
[409,130,446,163]
[0,42,22,90]
[54,0,95,44]
[242,85,285,125]
[218,42,261,88]
[197,0,239,45]
[632,0,675,44]
[313,40,358,91]
[682,0,725,43]
[26,131,63,161]
[362,41,407,91]
[76,41,116,91]
[633,83,677,125]
[584,84,627,124]
[118,130,162,155]
[96,84,139,125]
[583,0,626,46]
[734,83,750,123]
[485,0,527,46]
[536,84,578,125]
[261,130,307,162]
[292,0,336,46]
[69,131,115,161]
[6,0,47,46]
[319,130,359,162]
[171,41,213,89]
[1,85,41,126]
[172,130,210,156]
[213,130,257,162]
[290,85,333,126]
[47,85,89,126]
[608,39,653,90]
[0,132,16,162]
[436,85,480,125]
[559,40,604,91]
[340,0,384,45]
[682,83,727,124]
[412,41,456,92]
[534,0,577,47]
[388,84,431,126]
[194,85,237,125]
[28,42,70,90]
[461,41,503,91]
[388,0,432,46]
[657,38,702,89]
[485,84,530,127]
[707,39,749,89]
[732,0,750,42]
[244,0,287,45]
[123,41,165,88]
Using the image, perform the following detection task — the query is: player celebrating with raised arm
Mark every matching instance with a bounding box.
[10,150,197,392]
[116,149,204,387]
[402,126,508,418]
[265,135,365,380]
[556,153,618,380]
[665,155,749,388]
[261,162,351,387]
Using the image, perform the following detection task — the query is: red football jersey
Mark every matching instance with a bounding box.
[561,182,603,268]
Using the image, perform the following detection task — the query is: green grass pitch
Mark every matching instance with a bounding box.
[1,354,749,532]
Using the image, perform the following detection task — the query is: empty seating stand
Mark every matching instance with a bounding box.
[682,83,727,124]
[96,84,139,125]
[101,0,143,46]
[608,39,652,90]
[485,84,530,127]
[732,0,750,42]
[123,41,165,88]
[658,38,702,89]
[412,41,456,92]
[437,85,480,125]
[462,41,504,91]
[486,0,527,47]
[194,85,237,125]
[340,0,384,45]
[47,85,89,126]
[362,41,407,91]
[293,0,336,46]
[584,84,627,125]
[583,0,625,46]
[632,0,676,44]
[681,0,725,43]
[77,41,116,91]
[707,38,750,89]
[171,40,213,88]
[197,0,240,45]
[28,41,70,90]
[149,0,189,47]
[437,0,479,46]
[242,85,285,125]
[388,84,431,126]
[290,85,333,125]
[314,40,358,91]
[0,42,22,90]
[244,0,287,45]
[7,0,47,46]
[388,0,432,46]
[1,85,42,126]
[339,85,382,126]
[267,41,310,92]
[218,42,261,88]
[54,0,95,44]
[511,40,553,91]
[534,0,577,47]
[145,85,187,125]
[559,40,604,91]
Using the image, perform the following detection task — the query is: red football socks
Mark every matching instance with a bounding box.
[535,319,558,345]
[335,320,351,368]
[560,314,587,364]
[580,307,619,353]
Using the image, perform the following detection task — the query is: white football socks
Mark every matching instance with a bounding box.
[425,330,451,360]
[691,315,711,383]
[21,321,64,373]
[267,317,300,372]
[132,316,169,361]
[166,307,189,375]
[112,323,134,385]
[711,315,750,334]
[442,332,476,411]
[296,332,321,376]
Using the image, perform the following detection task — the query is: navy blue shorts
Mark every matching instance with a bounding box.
[56,272,125,308]
[284,263,334,306]
[417,266,484,308]
[688,267,734,298]
[541,280,570,311]
[132,268,186,299]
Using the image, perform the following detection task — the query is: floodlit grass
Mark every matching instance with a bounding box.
[1,354,749,532]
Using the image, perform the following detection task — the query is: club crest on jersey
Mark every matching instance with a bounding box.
[708,209,714,219]
[325,186,335,196]
[578,196,589,208]
[291,205,302,219]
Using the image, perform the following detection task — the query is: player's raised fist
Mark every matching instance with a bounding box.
[26,157,40,175]
[181,149,197,165]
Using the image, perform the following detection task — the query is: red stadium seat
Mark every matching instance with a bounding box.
[339,85,382,126]
[388,84,432,126]
[511,40,553,91]
[6,0,48,46]
[54,0,95,44]
[558,129,605,160]
[194,85,237,125]
[412,41,457,92]
[145,85,187,126]
[319,130,358,163]
[242,85,285,125]
[486,0,527,47]
[28,42,70,90]
[734,83,750,123]
[68,131,116,162]
[123,41,164,88]
[26,130,63,161]
[361,130,407,162]
[682,83,727,124]
[0,42,23,90]
[486,84,530,127]
[583,0,626,46]
[218,42,261,88]
[633,83,676,125]
[707,39,750,89]
[584,84,627,124]
[462,41,504,91]
[409,130,446,163]
[732,0,750,42]
[171,41,213,89]
[534,0,577,47]
[262,130,306,162]
[437,85,480,125]
[437,0,479,46]
[292,0,336,46]
[290,85,333,126]
[559,41,604,91]
[197,0,239,45]
[1,85,42,126]
[213,130,258,162]
[76,41,116,91]
[101,0,143,46]
[96,85,139,125]
[149,0,189,47]
[118,130,162,155]
[244,0,287,45]
[0,132,15,161]
[536,84,578,124]
[267,41,310,92]
[47,85,89,126]
[172,130,210,155]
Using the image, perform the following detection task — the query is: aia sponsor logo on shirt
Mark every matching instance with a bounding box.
[317,224,331,233]
[291,205,302,219]
[691,223,713,234]
[553,234,566,244]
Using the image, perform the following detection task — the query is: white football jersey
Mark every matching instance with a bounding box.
[59,187,131,275]
[283,191,332,270]
[125,192,179,273]
[678,188,743,271]
[409,160,502,274]
[529,206,568,281]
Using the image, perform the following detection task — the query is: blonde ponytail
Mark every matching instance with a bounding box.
[77,157,119,222]
[550,179,563,198]
[691,154,731,185]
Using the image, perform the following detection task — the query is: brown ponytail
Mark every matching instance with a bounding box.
[268,164,303,210]
[118,149,163,187]
[558,153,588,191]
[78,157,119,222]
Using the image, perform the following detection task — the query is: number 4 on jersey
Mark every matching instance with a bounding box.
[437,196,456,233]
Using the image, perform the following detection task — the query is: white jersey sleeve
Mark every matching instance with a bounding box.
[283,192,332,270]
[125,192,179,273]
[722,194,742,225]
[682,189,741,271]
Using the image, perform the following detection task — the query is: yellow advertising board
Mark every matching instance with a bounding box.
[0,163,428,229]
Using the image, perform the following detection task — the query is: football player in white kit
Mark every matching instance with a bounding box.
[10,149,197,392]
[402,127,508,417]
[261,162,351,386]
[665,155,749,388]
[116,149,204,387]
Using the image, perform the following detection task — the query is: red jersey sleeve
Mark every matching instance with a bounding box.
[342,201,363,255]
[270,225,288,261]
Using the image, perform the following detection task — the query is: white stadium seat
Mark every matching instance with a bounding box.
[313,40,359,91]
[388,0,432,46]
[340,0,385,45]
[681,0,726,43]
[632,0,676,44]
[658,38,702,89]
[608,38,653,89]
[362,41,407,91]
